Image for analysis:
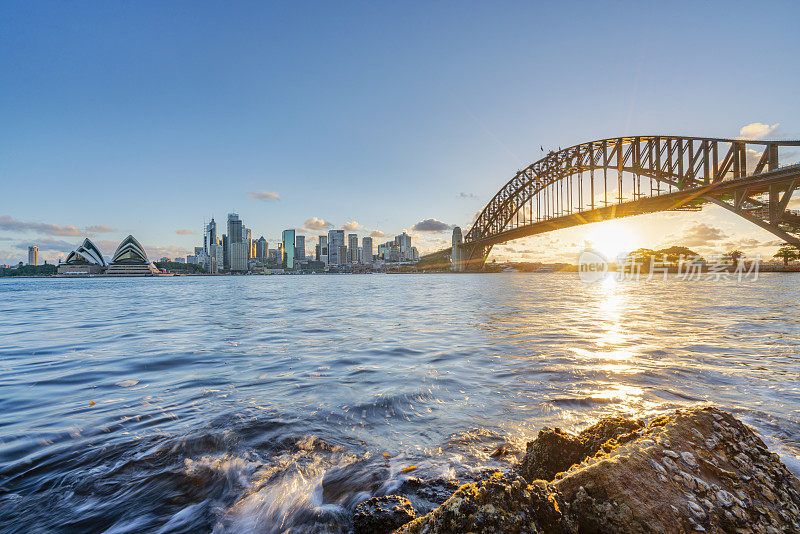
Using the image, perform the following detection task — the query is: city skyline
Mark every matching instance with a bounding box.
[2,2,800,265]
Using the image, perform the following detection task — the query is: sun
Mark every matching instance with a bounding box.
[585,222,639,260]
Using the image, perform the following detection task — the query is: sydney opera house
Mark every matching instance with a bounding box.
[57,235,159,276]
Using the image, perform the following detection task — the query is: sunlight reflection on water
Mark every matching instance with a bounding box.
[0,273,798,532]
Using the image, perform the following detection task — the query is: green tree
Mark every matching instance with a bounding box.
[656,246,701,264]
[774,244,799,266]
[726,250,743,263]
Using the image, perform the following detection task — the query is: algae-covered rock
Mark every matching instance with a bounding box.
[554,406,800,533]
[395,472,576,534]
[519,417,643,482]
[395,407,800,533]
[352,495,416,534]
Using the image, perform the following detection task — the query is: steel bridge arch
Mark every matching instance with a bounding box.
[454,135,800,271]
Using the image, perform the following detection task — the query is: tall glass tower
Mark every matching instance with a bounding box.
[327,230,345,265]
[282,229,295,269]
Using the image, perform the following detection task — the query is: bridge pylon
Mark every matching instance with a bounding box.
[451,226,490,271]
[451,226,464,271]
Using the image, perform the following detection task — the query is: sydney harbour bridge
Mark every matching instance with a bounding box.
[440,135,800,271]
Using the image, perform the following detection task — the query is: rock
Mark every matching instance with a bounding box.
[394,471,504,517]
[352,495,416,534]
[518,417,643,482]
[518,427,587,483]
[554,407,800,533]
[395,472,576,534]
[397,407,800,533]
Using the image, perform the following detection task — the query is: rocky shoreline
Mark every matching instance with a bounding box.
[351,407,800,533]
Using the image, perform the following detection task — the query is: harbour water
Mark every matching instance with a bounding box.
[1,273,799,532]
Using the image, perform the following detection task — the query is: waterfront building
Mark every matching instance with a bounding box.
[295,235,305,260]
[395,232,412,261]
[348,234,359,264]
[327,230,345,265]
[256,237,268,260]
[362,237,373,264]
[205,218,218,252]
[27,246,38,266]
[105,235,159,276]
[222,234,229,268]
[211,244,223,268]
[378,241,401,262]
[376,233,417,263]
[338,245,348,267]
[226,213,242,268]
[57,238,106,275]
[175,257,186,264]
[229,241,249,272]
[186,255,197,264]
[227,213,242,243]
[244,227,253,259]
[282,229,296,269]
[319,235,328,266]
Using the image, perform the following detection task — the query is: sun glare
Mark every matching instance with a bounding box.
[585,223,639,260]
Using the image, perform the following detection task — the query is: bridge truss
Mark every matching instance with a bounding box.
[454,136,800,271]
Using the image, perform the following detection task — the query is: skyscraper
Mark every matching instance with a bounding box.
[244,227,252,259]
[226,213,242,268]
[256,237,268,260]
[327,230,344,265]
[361,237,373,264]
[227,213,242,241]
[348,234,359,264]
[282,229,296,269]
[338,245,348,267]
[229,241,248,272]
[205,218,217,252]
[395,231,412,261]
[222,234,229,269]
[319,235,328,265]
[28,245,38,266]
[295,235,305,260]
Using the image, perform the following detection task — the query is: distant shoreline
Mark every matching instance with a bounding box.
[3,268,800,279]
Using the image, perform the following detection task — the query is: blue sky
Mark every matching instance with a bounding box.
[1,1,799,264]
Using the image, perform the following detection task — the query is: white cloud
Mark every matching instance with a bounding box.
[304,217,334,230]
[341,221,363,231]
[175,229,197,235]
[247,191,280,201]
[738,122,779,140]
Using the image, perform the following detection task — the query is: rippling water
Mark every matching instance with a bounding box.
[1,273,799,532]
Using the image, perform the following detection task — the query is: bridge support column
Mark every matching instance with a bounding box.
[451,227,464,271]
[452,227,491,271]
